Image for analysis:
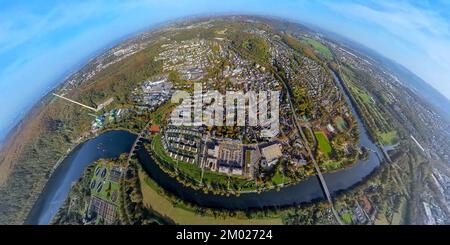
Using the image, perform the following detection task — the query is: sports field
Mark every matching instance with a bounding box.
[315,131,332,157]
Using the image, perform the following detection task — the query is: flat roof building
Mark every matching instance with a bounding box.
[261,143,283,166]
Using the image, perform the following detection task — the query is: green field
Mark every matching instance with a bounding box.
[138,171,283,225]
[341,212,353,224]
[321,161,342,171]
[377,130,399,145]
[315,131,333,156]
[335,116,348,132]
[347,81,380,116]
[150,102,174,125]
[303,38,333,60]
[245,150,252,166]
[152,134,180,164]
[353,86,373,105]
[272,170,285,185]
[342,67,397,145]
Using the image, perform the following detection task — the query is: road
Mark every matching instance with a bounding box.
[273,65,344,225]
[229,45,343,224]
[121,120,152,223]
[53,93,98,111]
[53,93,114,112]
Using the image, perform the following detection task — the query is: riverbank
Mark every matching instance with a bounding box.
[26,68,387,223]
[26,120,383,224]
[25,130,138,225]
[138,170,283,225]
[25,57,388,224]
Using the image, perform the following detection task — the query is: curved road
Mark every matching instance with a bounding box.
[275,67,344,225]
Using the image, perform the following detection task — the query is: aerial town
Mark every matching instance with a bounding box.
[50,18,450,225]
[140,30,362,194]
[2,16,450,226]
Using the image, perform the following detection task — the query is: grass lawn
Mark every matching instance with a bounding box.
[151,134,183,165]
[334,116,348,132]
[245,150,251,166]
[321,161,342,171]
[377,130,399,145]
[356,90,373,105]
[303,38,333,60]
[202,171,229,186]
[374,214,390,225]
[350,83,373,105]
[341,212,353,224]
[344,74,395,142]
[391,197,406,225]
[315,131,332,156]
[138,170,283,225]
[272,170,284,185]
[150,102,175,125]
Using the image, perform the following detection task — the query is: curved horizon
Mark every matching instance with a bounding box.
[1,1,450,142]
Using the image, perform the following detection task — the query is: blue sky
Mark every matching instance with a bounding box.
[1,0,450,141]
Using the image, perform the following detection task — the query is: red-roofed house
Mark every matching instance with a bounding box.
[149,125,160,134]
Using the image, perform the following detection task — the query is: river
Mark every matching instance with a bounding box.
[25,70,384,224]
[25,130,137,225]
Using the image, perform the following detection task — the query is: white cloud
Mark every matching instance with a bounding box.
[0,2,97,53]
[324,0,450,97]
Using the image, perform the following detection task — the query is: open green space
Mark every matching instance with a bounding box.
[303,38,333,60]
[335,116,348,132]
[245,150,252,166]
[272,170,285,185]
[358,91,373,105]
[151,133,185,165]
[340,67,398,145]
[150,102,175,125]
[377,130,399,145]
[138,170,282,225]
[341,212,353,224]
[315,131,333,156]
[321,161,342,171]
